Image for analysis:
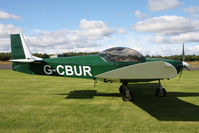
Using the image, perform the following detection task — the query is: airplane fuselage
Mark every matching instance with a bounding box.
[12,54,183,82]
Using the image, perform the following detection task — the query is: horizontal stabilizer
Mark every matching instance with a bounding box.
[10,55,43,63]
[10,59,35,63]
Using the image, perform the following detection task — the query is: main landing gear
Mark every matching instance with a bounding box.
[119,82,133,101]
[155,80,167,97]
[119,80,167,102]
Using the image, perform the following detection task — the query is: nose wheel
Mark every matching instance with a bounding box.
[119,82,133,102]
[155,80,167,97]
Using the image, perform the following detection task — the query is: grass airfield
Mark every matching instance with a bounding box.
[0,70,199,133]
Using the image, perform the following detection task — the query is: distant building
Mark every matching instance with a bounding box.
[50,54,58,58]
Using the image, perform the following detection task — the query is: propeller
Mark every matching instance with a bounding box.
[178,43,190,80]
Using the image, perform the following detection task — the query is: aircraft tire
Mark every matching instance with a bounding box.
[122,90,133,101]
[119,84,134,102]
[122,90,134,102]
[119,85,125,95]
[156,87,167,97]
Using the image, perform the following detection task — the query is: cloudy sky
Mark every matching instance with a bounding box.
[1,0,199,56]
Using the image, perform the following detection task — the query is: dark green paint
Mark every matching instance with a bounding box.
[12,62,31,74]
[11,34,25,59]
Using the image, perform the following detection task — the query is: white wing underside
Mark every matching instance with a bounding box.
[95,61,177,80]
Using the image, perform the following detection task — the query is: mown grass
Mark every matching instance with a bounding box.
[0,70,199,133]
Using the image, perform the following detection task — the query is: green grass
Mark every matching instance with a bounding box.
[0,70,199,133]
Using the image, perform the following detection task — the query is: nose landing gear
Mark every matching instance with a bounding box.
[155,80,167,97]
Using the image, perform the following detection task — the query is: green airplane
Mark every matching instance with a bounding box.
[10,33,190,101]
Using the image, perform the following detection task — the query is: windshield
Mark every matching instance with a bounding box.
[99,47,145,62]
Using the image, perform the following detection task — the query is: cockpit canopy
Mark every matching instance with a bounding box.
[99,47,145,62]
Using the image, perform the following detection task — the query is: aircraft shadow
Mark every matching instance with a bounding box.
[57,90,120,99]
[129,83,199,121]
[56,83,199,121]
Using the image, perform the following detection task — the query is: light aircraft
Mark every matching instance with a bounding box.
[10,33,190,101]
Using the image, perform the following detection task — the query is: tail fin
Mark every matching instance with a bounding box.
[10,33,42,74]
[10,33,42,62]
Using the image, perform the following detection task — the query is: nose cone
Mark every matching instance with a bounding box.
[182,61,191,71]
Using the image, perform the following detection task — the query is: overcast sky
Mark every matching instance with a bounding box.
[0,0,199,56]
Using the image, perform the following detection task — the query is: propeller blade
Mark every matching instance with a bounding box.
[178,43,191,81]
[182,43,185,61]
[178,68,183,81]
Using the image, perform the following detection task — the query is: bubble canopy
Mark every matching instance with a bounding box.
[99,47,145,62]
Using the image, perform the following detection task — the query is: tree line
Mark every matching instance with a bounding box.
[0,52,199,61]
[145,55,199,61]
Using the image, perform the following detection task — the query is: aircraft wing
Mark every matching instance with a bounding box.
[95,61,177,80]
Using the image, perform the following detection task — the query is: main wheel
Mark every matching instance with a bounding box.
[119,84,134,102]
[155,87,167,97]
[119,85,125,95]
[122,90,133,101]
